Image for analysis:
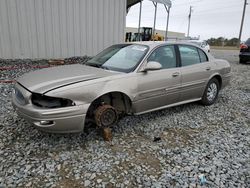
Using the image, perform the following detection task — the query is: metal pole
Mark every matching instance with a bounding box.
[187,6,192,37]
[137,0,142,41]
[165,5,170,41]
[239,0,247,46]
[153,2,157,40]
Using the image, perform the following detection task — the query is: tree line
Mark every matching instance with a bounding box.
[207,37,239,46]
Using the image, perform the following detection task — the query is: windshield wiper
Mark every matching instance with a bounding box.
[101,65,110,70]
[85,63,102,68]
[85,62,110,70]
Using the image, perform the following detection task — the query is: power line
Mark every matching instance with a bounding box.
[172,0,239,7]
[132,0,241,15]
[194,4,243,13]
[173,0,203,7]
[171,4,243,17]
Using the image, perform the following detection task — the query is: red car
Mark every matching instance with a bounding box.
[239,38,250,64]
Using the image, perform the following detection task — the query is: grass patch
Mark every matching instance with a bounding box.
[211,46,239,50]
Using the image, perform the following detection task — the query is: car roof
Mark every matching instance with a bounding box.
[188,40,203,43]
[125,41,202,49]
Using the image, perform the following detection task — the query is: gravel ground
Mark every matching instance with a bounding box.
[0,50,249,187]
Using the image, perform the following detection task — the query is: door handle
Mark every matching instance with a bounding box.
[172,72,180,77]
[206,67,211,71]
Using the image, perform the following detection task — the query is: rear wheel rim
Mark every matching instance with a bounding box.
[207,82,218,102]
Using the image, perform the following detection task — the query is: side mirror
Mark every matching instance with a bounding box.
[142,61,162,72]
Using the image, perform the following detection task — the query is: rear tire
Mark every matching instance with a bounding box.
[201,78,220,106]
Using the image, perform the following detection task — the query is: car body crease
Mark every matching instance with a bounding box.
[43,77,102,95]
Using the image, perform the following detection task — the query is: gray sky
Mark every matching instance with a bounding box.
[126,0,250,41]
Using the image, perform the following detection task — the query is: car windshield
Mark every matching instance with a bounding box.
[85,44,149,73]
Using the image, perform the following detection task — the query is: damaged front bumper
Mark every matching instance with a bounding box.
[12,83,88,133]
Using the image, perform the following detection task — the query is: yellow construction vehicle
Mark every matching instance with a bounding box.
[153,32,164,41]
[130,27,164,41]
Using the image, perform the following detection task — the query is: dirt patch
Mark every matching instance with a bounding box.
[56,165,82,188]
[161,128,200,147]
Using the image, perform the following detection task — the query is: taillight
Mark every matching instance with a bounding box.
[240,44,248,49]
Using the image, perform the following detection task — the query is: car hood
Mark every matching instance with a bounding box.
[17,64,119,94]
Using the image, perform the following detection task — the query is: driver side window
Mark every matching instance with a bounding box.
[148,45,177,69]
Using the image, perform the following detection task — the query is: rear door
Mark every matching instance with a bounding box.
[134,45,181,113]
[178,45,212,101]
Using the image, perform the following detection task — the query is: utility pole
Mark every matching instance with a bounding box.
[239,0,248,46]
[164,5,171,40]
[187,6,193,38]
[152,2,158,39]
[137,0,142,41]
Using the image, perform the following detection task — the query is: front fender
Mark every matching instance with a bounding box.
[45,74,138,106]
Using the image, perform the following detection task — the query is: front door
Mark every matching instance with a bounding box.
[133,45,181,113]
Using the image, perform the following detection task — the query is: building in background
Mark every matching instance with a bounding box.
[0,0,184,59]
[0,0,126,59]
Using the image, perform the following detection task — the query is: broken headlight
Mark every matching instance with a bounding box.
[31,93,75,108]
[14,87,27,105]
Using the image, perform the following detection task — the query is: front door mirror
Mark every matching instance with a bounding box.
[142,61,162,72]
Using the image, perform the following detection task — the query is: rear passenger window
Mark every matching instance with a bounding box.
[198,49,208,62]
[179,45,200,66]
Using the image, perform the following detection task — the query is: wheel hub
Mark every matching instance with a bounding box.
[207,83,217,102]
[95,105,118,127]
